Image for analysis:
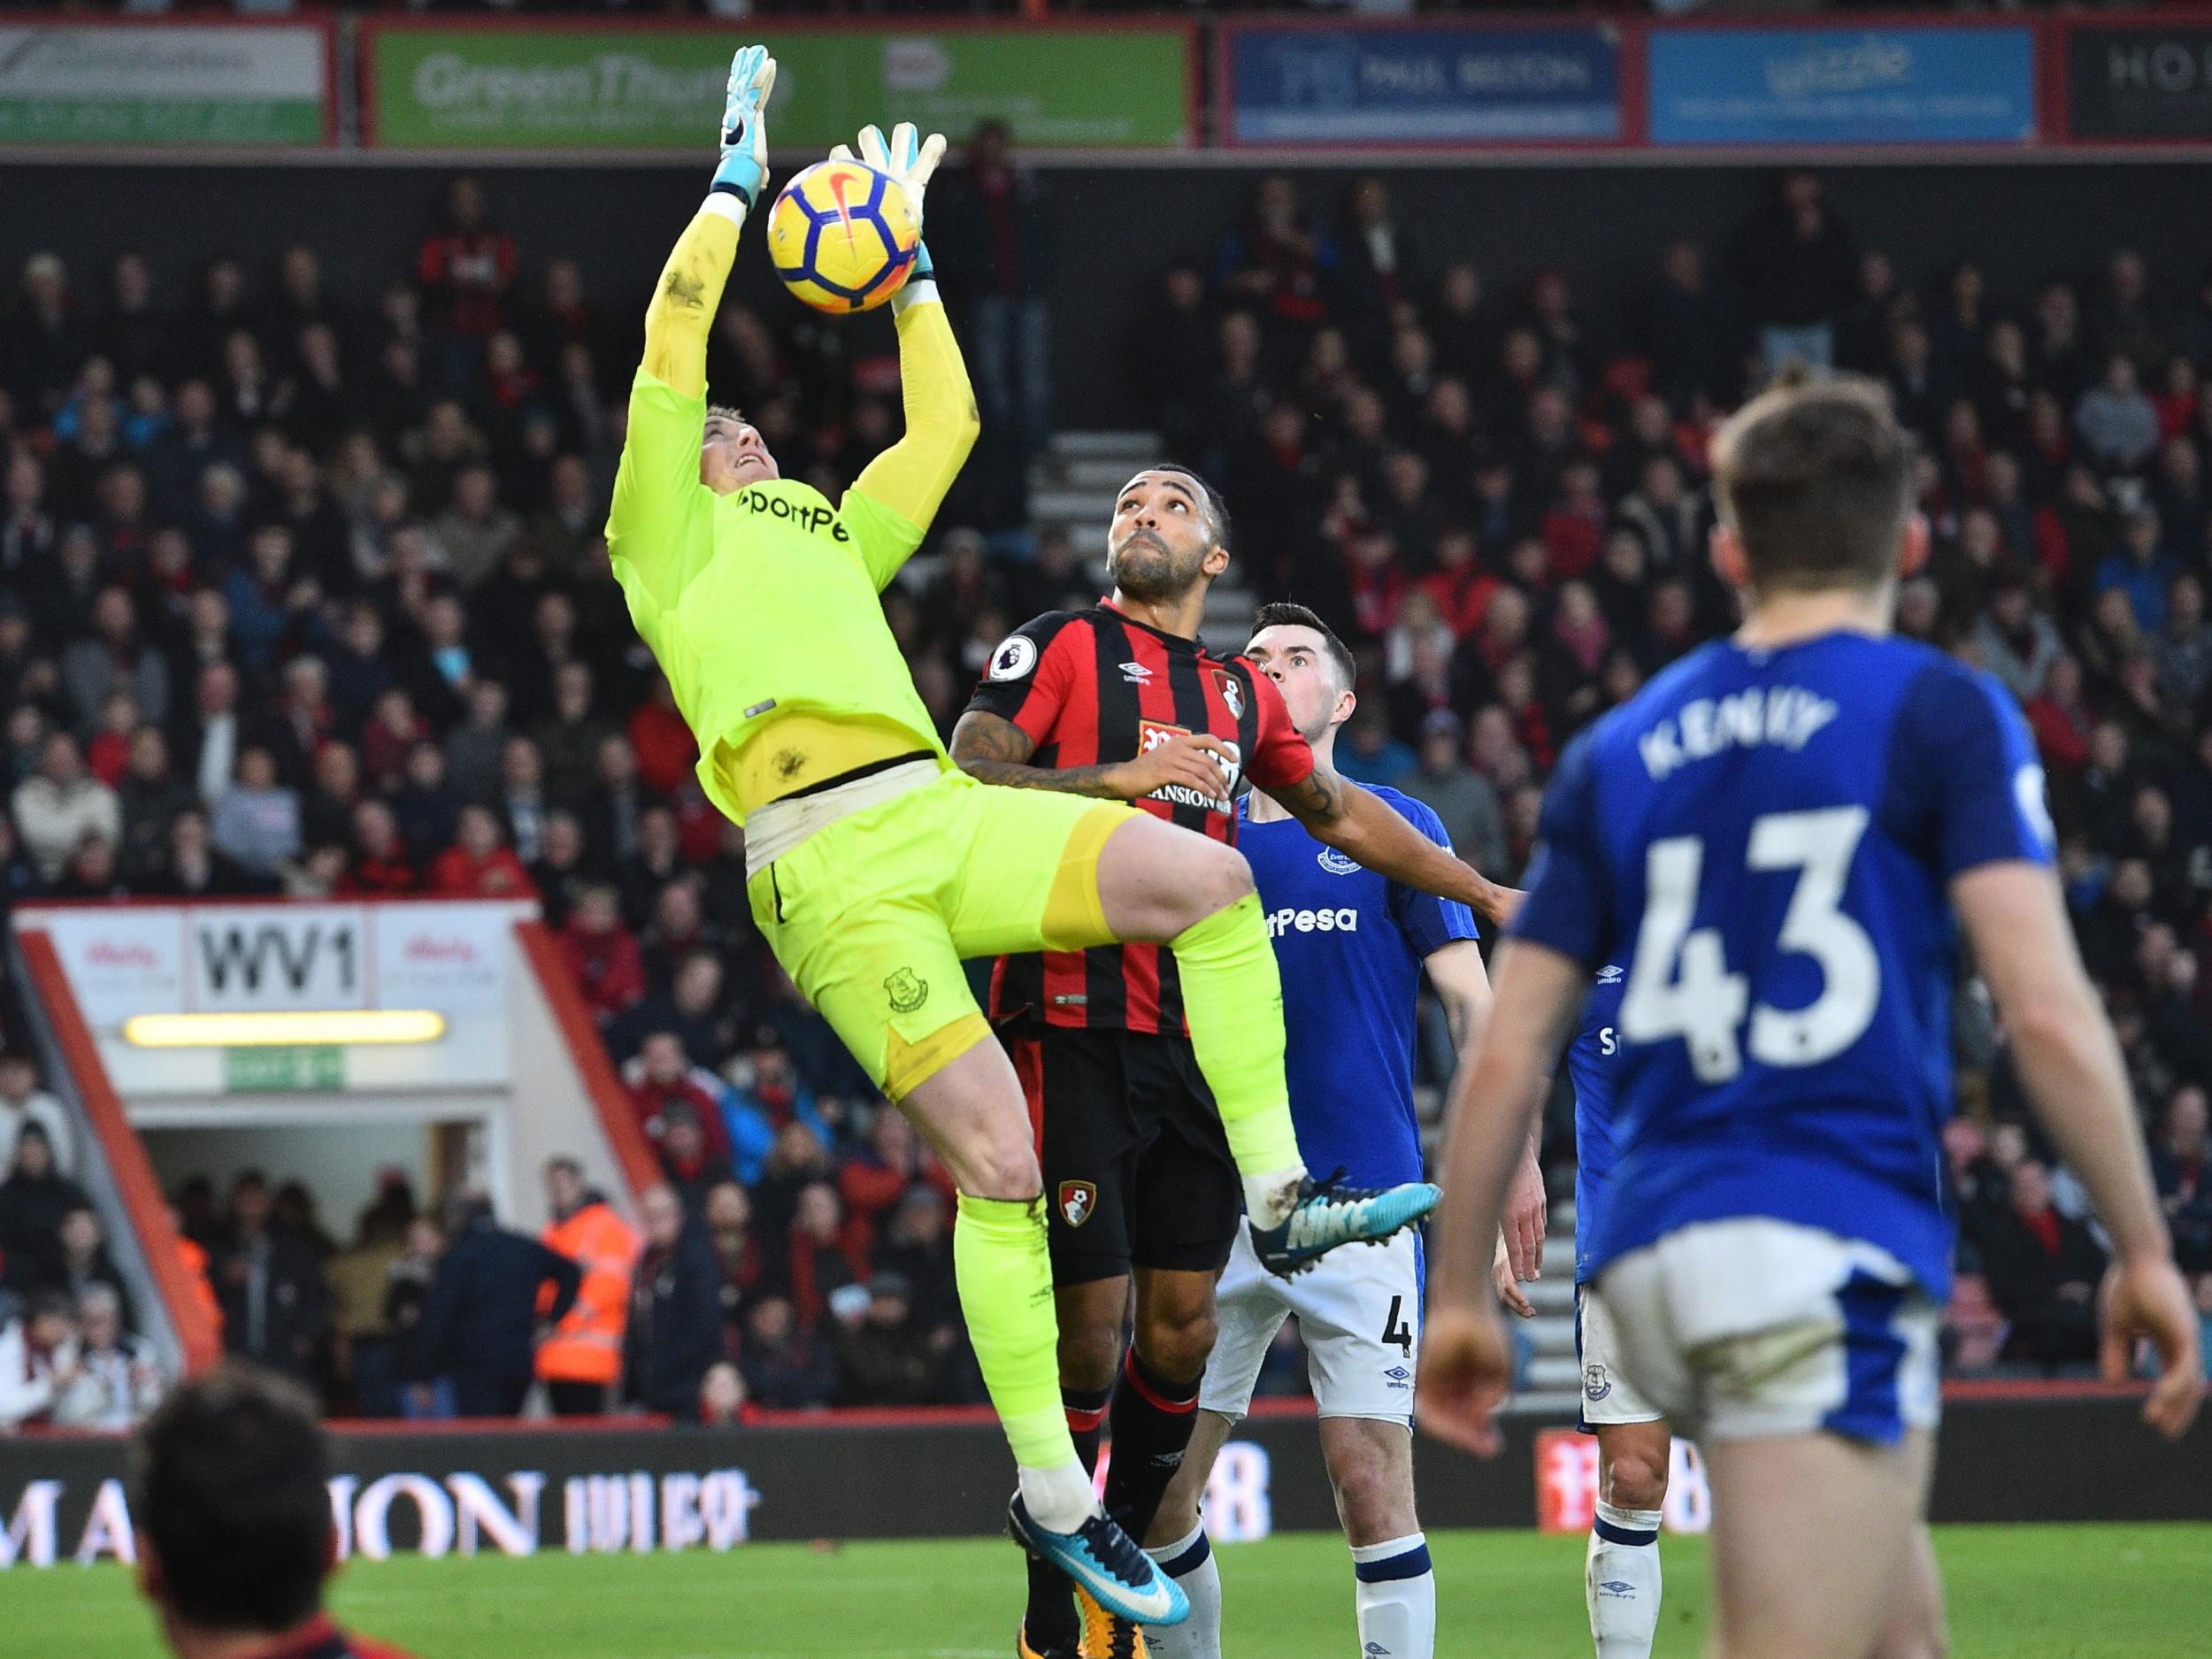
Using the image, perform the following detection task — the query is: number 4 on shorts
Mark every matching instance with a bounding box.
[1380,1294,1412,1355]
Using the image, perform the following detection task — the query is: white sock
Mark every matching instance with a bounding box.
[1586,1501,1663,1659]
[1350,1532,1435,1659]
[1018,1460,1098,1535]
[1144,1521,1221,1659]
[1242,1164,1308,1229]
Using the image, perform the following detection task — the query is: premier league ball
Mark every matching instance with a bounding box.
[765,158,920,315]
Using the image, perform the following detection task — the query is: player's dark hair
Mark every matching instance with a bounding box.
[134,1364,332,1634]
[1710,373,1915,592]
[1250,602,1356,694]
[1145,463,1233,557]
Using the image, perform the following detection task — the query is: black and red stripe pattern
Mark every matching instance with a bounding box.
[968,601,1312,1036]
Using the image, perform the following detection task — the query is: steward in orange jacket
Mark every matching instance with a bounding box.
[536,1159,640,1413]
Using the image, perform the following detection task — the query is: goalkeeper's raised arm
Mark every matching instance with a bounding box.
[845,122,981,591]
[605,44,778,615]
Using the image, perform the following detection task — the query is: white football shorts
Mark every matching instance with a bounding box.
[1589,1217,1941,1446]
[1200,1224,1422,1425]
[1575,1279,1663,1431]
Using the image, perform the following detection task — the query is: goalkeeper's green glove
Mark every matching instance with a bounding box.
[833,121,948,296]
[711,44,777,211]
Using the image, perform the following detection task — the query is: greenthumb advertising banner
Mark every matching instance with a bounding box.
[0,23,329,146]
[368,25,1193,151]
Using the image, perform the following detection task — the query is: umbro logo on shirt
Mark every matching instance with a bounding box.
[1596,964,1625,984]
[1119,661,1154,684]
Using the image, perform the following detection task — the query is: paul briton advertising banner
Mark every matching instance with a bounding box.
[1224,23,1622,146]
[1647,25,2038,147]
[0,22,330,145]
[367,24,1193,150]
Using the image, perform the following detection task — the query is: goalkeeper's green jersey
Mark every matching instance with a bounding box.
[606,368,945,827]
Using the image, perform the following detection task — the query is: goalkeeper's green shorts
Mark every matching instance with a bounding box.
[746,767,1135,1100]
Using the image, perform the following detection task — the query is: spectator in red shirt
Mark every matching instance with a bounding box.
[838,1106,956,1233]
[1214,173,1336,331]
[656,1102,736,1216]
[426,802,533,898]
[415,176,515,344]
[86,687,137,788]
[786,1180,870,1330]
[628,1030,733,1167]
[559,883,644,1023]
[703,1178,762,1348]
[1978,1160,2107,1371]
[1415,526,1501,640]
[357,687,428,795]
[626,673,697,797]
[1550,580,1612,679]
[340,800,417,896]
[135,1365,426,1659]
[2153,354,2199,441]
[2026,654,2096,776]
[1539,457,1607,579]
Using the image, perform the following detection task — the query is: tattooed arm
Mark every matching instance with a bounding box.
[1271,761,1521,926]
[950,710,1239,802]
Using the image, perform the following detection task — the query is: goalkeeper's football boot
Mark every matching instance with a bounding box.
[1248,1170,1441,1278]
[1008,1495,1188,1627]
[1074,1584,1149,1659]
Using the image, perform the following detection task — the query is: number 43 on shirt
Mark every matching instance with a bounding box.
[1620,806,1879,1085]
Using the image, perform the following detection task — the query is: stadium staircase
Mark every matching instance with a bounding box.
[1517,1199,1584,1415]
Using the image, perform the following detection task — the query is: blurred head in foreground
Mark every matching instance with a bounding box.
[134,1363,405,1658]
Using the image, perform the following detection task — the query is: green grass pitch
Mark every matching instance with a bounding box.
[16,1524,2207,1658]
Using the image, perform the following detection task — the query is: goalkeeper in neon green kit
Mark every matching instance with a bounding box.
[607,48,1445,1624]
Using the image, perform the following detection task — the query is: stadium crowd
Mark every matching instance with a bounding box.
[3,158,2212,1420]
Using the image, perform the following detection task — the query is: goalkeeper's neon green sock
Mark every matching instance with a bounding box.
[953,1192,1087,1522]
[1171,894,1305,1213]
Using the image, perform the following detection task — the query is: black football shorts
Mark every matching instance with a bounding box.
[1005,1026,1241,1287]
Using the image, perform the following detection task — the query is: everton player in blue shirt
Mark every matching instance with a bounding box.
[1559,959,1682,1659]
[1425,375,2200,1659]
[1147,604,1543,1659]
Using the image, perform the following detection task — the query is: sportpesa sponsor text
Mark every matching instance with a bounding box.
[1265,907,1362,939]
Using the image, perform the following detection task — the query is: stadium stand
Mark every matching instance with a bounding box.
[2,154,2209,1418]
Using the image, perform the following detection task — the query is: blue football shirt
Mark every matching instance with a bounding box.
[1239,787,1479,1191]
[1569,960,1626,1286]
[1512,631,2055,1300]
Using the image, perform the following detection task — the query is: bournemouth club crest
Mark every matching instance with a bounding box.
[1213,669,1244,720]
[1058,1180,1098,1228]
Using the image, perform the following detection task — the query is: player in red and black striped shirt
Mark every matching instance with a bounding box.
[954,465,1517,1659]
[967,589,1309,1035]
